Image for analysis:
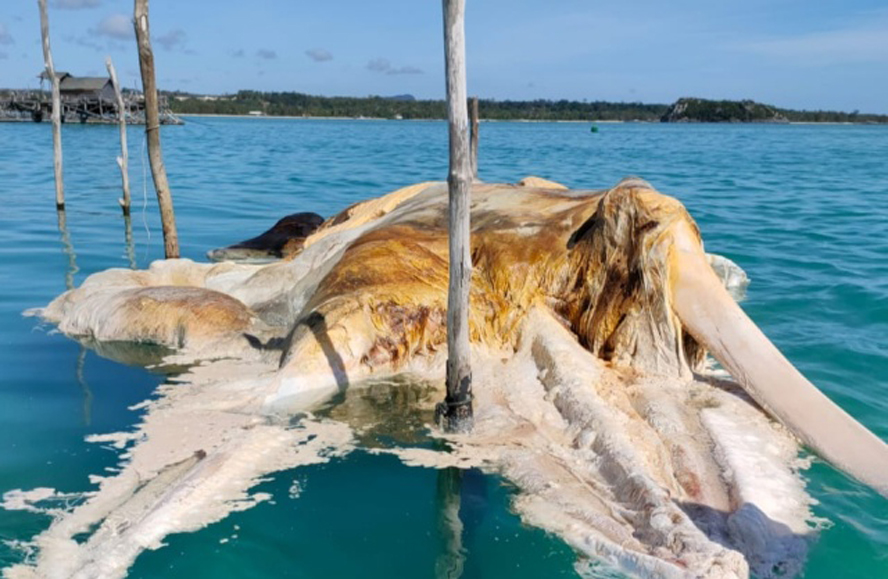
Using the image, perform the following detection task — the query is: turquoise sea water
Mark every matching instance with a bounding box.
[0,117,886,578]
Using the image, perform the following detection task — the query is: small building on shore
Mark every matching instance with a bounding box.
[0,72,182,125]
[38,71,117,120]
[59,76,116,102]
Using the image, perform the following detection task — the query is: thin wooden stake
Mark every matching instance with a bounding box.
[56,208,77,291]
[436,0,473,432]
[469,96,479,181]
[123,213,137,270]
[38,0,64,210]
[106,56,131,216]
[134,0,180,258]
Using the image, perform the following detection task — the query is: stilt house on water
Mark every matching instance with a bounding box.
[0,71,182,125]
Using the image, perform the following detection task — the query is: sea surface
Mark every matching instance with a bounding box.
[0,117,886,578]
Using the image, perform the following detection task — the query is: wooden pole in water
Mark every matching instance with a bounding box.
[38,0,64,210]
[106,57,131,216]
[123,214,137,270]
[134,0,179,258]
[437,0,473,432]
[469,96,479,181]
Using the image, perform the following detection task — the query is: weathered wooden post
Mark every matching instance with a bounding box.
[123,214,137,270]
[469,96,479,181]
[134,0,180,258]
[56,209,78,291]
[38,0,64,210]
[106,57,131,215]
[436,0,473,432]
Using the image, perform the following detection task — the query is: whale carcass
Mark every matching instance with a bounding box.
[9,178,888,579]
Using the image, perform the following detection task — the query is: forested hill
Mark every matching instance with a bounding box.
[660,97,888,123]
[662,98,789,123]
[167,91,888,123]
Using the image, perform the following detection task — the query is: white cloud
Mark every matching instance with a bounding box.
[390,65,423,75]
[155,29,186,51]
[306,48,333,62]
[0,23,14,45]
[51,0,102,9]
[739,21,888,66]
[367,58,423,75]
[91,13,132,40]
[63,34,102,51]
[366,58,390,73]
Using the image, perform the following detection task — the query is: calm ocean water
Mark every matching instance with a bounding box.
[0,117,886,578]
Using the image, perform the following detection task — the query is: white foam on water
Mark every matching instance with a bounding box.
[1,489,91,518]
[83,432,143,451]
[3,357,356,579]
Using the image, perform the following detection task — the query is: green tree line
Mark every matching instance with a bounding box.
[168,90,669,121]
[166,91,888,124]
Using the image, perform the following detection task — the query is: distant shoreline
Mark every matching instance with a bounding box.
[176,114,881,126]
[179,113,604,123]
[2,113,882,126]
[168,94,888,124]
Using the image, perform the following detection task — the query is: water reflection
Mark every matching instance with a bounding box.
[319,375,439,448]
[436,467,466,579]
[435,465,491,579]
[75,347,93,426]
[75,338,183,373]
[57,208,92,426]
[317,376,478,579]
[53,210,152,426]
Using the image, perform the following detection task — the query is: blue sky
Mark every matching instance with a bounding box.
[1,0,887,113]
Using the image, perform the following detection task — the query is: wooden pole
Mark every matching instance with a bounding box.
[123,213,137,269]
[134,0,180,258]
[38,0,64,210]
[56,208,78,291]
[106,57,131,215]
[436,0,473,432]
[469,96,479,181]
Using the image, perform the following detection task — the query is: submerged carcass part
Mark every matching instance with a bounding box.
[39,281,271,360]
